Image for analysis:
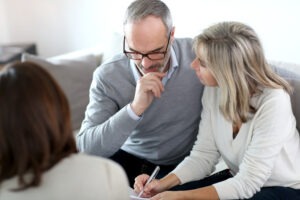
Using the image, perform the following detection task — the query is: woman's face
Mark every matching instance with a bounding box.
[191,58,218,87]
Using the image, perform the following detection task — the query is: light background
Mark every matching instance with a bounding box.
[0,0,299,63]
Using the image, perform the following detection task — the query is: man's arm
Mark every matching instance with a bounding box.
[76,67,140,157]
[76,67,165,157]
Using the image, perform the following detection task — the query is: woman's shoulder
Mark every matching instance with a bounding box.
[0,154,129,200]
[259,88,290,102]
[252,88,291,109]
[62,153,126,172]
[47,154,129,196]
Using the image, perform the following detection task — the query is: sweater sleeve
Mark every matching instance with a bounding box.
[172,87,221,184]
[214,89,296,199]
[76,67,140,157]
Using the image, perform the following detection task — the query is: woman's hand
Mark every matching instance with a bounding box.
[134,173,182,198]
[133,174,163,198]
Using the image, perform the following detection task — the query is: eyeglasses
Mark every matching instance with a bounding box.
[123,33,171,60]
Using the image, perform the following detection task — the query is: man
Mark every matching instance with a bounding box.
[76,0,204,187]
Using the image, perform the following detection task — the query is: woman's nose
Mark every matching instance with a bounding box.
[190,59,198,70]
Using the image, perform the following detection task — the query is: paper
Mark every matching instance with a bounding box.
[130,195,149,200]
[129,187,150,200]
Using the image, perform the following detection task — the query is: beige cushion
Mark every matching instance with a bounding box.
[21,53,98,130]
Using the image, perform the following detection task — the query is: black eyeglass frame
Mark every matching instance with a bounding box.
[123,33,171,61]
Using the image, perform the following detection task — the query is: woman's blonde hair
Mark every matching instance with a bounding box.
[193,21,292,124]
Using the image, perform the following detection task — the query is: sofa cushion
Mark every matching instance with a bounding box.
[22,53,98,130]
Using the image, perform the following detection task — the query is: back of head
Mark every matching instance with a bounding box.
[123,0,173,34]
[0,61,76,190]
[193,21,292,123]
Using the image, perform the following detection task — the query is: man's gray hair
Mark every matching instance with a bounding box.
[123,0,173,35]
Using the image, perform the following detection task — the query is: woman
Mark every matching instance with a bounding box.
[0,61,130,200]
[134,22,300,199]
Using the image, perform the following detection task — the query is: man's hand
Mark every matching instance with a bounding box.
[131,72,165,116]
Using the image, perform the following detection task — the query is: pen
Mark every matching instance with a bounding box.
[137,166,160,197]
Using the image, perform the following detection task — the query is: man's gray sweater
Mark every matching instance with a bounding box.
[77,38,204,165]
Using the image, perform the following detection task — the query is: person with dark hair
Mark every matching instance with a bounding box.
[0,61,130,200]
[77,0,204,188]
[134,22,300,199]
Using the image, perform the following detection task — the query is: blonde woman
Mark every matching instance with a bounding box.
[134,22,300,199]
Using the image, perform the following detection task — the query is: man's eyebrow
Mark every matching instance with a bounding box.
[128,45,165,53]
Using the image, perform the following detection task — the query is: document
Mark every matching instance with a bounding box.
[129,187,149,200]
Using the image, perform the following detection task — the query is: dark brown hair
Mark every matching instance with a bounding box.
[0,61,77,190]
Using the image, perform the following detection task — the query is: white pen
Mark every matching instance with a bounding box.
[137,166,160,197]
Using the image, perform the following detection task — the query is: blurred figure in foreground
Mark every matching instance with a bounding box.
[0,61,130,200]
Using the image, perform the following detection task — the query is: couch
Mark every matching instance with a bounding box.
[20,33,124,132]
[21,48,103,132]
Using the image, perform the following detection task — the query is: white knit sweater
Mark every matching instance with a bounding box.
[172,87,300,199]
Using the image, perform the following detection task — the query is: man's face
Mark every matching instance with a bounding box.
[124,16,173,75]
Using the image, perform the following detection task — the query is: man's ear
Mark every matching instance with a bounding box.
[170,26,175,42]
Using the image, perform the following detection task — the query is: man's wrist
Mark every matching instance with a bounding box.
[127,104,142,120]
[130,102,144,116]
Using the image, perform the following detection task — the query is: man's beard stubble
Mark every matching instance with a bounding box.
[136,49,171,75]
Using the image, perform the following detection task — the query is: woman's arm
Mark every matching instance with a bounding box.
[151,185,219,200]
[134,173,181,197]
[136,173,220,200]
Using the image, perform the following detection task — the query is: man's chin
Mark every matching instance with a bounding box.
[143,69,160,74]
[137,65,164,75]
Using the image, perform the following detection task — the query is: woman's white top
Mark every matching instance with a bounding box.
[0,154,130,200]
[172,87,300,199]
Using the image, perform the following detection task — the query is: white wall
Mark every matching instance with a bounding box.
[0,0,9,43]
[165,0,300,64]
[1,0,118,56]
[1,0,300,64]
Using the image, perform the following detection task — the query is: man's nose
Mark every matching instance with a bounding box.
[141,57,153,69]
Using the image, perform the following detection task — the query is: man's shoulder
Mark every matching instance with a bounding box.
[95,54,130,76]
[173,37,194,54]
[101,53,128,67]
[173,38,195,63]
[173,37,193,49]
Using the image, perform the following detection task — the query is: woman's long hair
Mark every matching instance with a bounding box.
[193,21,292,124]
